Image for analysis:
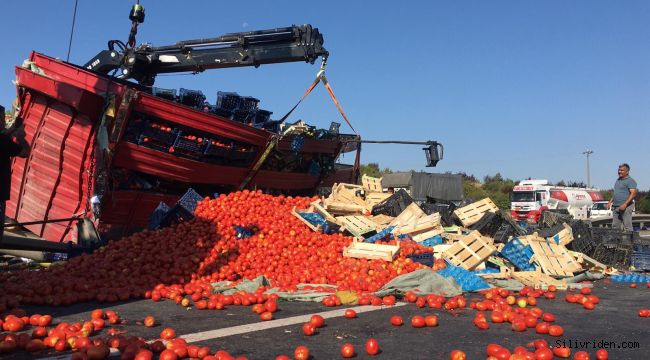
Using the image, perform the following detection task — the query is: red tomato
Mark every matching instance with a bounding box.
[143,316,156,327]
[424,315,438,327]
[264,301,278,313]
[486,344,504,356]
[553,346,571,358]
[534,347,553,360]
[548,325,564,337]
[302,323,316,336]
[411,315,426,328]
[344,309,357,319]
[573,351,590,360]
[450,349,466,360]
[365,338,379,355]
[390,315,404,326]
[638,309,650,317]
[294,345,309,360]
[580,287,591,295]
[260,311,273,321]
[309,315,325,328]
[159,349,178,360]
[595,349,608,359]
[160,328,177,340]
[341,343,355,358]
[535,322,550,334]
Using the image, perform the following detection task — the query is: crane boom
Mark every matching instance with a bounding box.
[83,25,328,86]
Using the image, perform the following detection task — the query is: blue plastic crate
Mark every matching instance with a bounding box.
[177,188,204,214]
[364,226,396,243]
[610,273,650,283]
[297,211,340,234]
[148,201,171,230]
[630,245,650,271]
[419,235,444,247]
[436,264,490,292]
[407,252,434,267]
[160,205,194,228]
[500,237,536,271]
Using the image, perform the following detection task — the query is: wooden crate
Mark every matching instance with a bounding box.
[527,235,582,277]
[512,269,568,290]
[453,198,499,227]
[343,240,399,261]
[477,267,511,280]
[569,251,607,273]
[337,215,378,238]
[550,223,573,246]
[330,183,365,205]
[310,200,340,225]
[365,192,391,207]
[442,230,497,270]
[389,203,425,228]
[324,200,367,214]
[368,214,395,228]
[392,213,441,235]
[442,232,465,243]
[290,207,320,232]
[362,174,383,193]
[411,226,444,243]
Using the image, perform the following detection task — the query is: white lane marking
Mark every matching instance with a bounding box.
[182,303,408,343]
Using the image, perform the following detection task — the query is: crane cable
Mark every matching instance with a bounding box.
[278,58,357,134]
[66,0,79,62]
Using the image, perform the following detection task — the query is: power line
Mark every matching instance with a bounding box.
[66,0,79,62]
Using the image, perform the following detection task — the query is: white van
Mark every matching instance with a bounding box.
[591,201,612,218]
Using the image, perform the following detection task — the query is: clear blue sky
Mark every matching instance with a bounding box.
[1,1,648,190]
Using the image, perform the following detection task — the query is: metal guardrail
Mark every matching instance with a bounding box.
[590,214,650,228]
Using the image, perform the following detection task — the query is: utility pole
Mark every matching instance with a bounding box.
[582,150,593,188]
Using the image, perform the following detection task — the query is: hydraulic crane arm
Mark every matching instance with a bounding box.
[83,25,328,86]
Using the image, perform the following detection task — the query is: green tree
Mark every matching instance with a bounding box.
[359,163,392,178]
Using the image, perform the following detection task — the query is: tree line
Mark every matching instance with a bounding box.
[359,163,650,213]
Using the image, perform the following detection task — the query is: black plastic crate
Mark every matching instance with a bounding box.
[177,188,204,214]
[137,125,178,150]
[239,96,260,111]
[251,109,272,124]
[371,189,415,217]
[591,227,632,245]
[148,202,171,230]
[216,91,241,111]
[493,223,516,243]
[179,88,207,108]
[469,212,503,237]
[204,141,232,158]
[540,211,573,228]
[152,87,177,101]
[591,243,633,269]
[232,109,252,123]
[172,133,207,158]
[230,147,256,161]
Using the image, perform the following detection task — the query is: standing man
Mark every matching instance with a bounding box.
[1,105,30,240]
[608,163,637,232]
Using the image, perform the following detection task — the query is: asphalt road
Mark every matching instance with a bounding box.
[5,280,650,360]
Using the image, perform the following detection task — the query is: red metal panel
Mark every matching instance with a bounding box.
[135,94,270,146]
[15,67,104,119]
[29,52,126,97]
[276,137,340,154]
[112,142,248,186]
[8,93,94,242]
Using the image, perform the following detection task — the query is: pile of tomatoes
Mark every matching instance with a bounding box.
[0,190,434,310]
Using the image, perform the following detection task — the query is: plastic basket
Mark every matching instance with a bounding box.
[172,133,207,158]
[371,189,414,217]
[177,188,204,214]
[239,96,260,111]
[364,226,395,243]
[419,235,444,247]
[216,91,241,110]
[179,88,206,108]
[232,109,252,123]
[148,202,171,230]
[204,141,232,158]
[499,238,536,271]
[610,273,650,283]
[152,87,177,101]
[469,212,503,237]
[407,252,434,267]
[591,243,633,269]
[138,125,178,149]
[251,109,272,125]
[591,227,632,245]
[230,147,256,162]
[630,245,650,271]
[436,264,489,292]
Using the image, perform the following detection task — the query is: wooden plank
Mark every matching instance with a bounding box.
[291,207,320,232]
[512,270,568,290]
[337,215,378,238]
[453,198,499,227]
[389,203,425,228]
[569,251,607,273]
[528,235,582,277]
[343,240,399,261]
[324,199,367,214]
[551,223,573,246]
[365,192,391,207]
[442,230,497,270]
[392,212,441,235]
[310,200,340,225]
[368,214,394,228]
[411,226,444,243]
[362,174,383,193]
